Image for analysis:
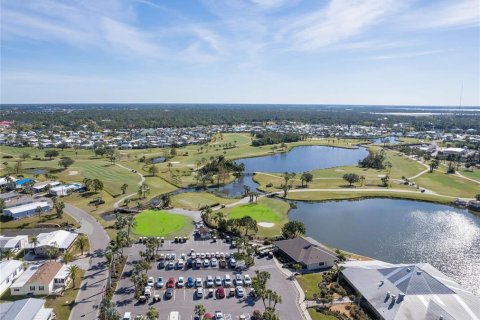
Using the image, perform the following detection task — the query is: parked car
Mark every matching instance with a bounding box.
[215,311,224,320]
[167,277,175,288]
[229,257,237,267]
[195,277,203,288]
[195,259,202,268]
[177,259,184,269]
[165,288,174,299]
[167,261,175,270]
[144,286,152,298]
[211,258,218,267]
[147,277,154,287]
[203,259,210,267]
[158,261,165,269]
[215,275,222,286]
[166,253,171,260]
[236,286,245,298]
[177,276,185,287]
[187,277,195,288]
[155,277,164,288]
[219,259,227,269]
[206,275,214,287]
[216,287,225,299]
[243,274,252,286]
[171,253,176,260]
[196,287,204,298]
[224,274,232,287]
[235,273,243,286]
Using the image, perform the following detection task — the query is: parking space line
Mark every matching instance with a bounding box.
[184,289,186,300]
[173,289,176,301]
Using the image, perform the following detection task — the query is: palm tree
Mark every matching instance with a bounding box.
[121,183,128,194]
[146,307,159,320]
[126,215,136,241]
[3,249,14,260]
[194,304,206,318]
[62,251,74,264]
[67,265,80,289]
[31,236,39,251]
[35,206,43,218]
[76,236,88,256]
[138,183,150,199]
[55,201,65,218]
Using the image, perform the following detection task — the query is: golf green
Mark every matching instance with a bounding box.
[133,210,189,237]
[228,203,282,222]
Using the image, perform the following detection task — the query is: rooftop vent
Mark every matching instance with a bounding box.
[386,291,391,298]
[417,270,423,275]
[406,267,411,272]
[379,280,384,287]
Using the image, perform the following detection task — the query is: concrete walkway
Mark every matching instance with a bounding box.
[66,203,110,320]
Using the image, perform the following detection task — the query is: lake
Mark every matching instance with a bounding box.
[215,146,368,196]
[371,136,399,144]
[288,199,480,294]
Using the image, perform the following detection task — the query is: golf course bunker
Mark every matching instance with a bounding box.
[258,222,275,228]
[132,209,193,238]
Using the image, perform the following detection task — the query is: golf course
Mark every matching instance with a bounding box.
[132,210,193,238]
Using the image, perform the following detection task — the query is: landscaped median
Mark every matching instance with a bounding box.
[132,209,193,238]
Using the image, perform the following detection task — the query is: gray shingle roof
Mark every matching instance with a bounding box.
[0,298,51,320]
[274,236,337,265]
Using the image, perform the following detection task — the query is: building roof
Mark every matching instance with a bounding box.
[35,230,78,250]
[4,202,50,215]
[0,260,23,283]
[0,298,53,320]
[27,261,63,285]
[0,235,28,250]
[341,261,480,320]
[274,236,337,265]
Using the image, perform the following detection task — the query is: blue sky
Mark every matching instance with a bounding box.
[1,0,479,105]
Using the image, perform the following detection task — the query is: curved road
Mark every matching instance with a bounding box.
[66,203,110,320]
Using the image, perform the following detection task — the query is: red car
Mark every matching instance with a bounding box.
[216,287,225,299]
[167,277,175,288]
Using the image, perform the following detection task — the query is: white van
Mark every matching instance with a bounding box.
[122,312,131,320]
[169,311,180,320]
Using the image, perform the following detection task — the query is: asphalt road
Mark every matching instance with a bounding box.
[65,204,110,320]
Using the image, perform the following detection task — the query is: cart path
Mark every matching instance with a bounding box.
[113,163,146,209]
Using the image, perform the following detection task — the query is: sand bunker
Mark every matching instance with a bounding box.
[169,161,180,164]
[335,169,345,172]
[258,222,275,228]
[68,171,78,175]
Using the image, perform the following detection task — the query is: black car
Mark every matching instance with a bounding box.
[165,288,174,299]
[158,261,165,269]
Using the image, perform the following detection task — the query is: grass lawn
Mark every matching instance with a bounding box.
[224,197,290,237]
[413,170,479,198]
[297,273,323,300]
[308,309,338,320]
[132,210,193,238]
[1,212,80,229]
[171,192,235,210]
[459,169,480,182]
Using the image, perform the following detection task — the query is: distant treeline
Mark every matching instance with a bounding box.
[1,104,479,131]
[251,132,305,146]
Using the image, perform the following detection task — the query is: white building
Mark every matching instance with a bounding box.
[10,261,71,296]
[341,260,480,320]
[32,230,78,257]
[2,201,50,220]
[0,235,29,254]
[0,260,24,295]
[0,298,54,320]
[48,183,83,196]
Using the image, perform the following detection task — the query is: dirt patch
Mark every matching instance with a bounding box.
[68,171,79,175]
[258,222,275,228]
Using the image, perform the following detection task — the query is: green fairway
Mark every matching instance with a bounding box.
[224,197,290,237]
[171,192,235,210]
[132,210,192,237]
[413,170,479,198]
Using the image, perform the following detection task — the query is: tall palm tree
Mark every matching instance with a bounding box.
[75,236,88,256]
[146,307,159,320]
[31,236,39,252]
[62,251,74,264]
[3,249,14,260]
[35,206,43,218]
[67,265,80,289]
[121,183,128,194]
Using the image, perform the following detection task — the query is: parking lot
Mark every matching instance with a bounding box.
[113,236,303,320]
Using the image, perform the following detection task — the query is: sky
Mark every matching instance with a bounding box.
[1,0,479,106]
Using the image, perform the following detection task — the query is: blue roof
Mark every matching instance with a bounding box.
[15,178,34,186]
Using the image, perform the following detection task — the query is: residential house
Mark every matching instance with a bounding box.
[10,261,70,296]
[0,298,54,320]
[274,236,338,270]
[31,230,78,257]
[0,260,24,295]
[2,201,50,220]
[0,235,29,254]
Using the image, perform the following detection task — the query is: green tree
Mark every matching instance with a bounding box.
[194,304,206,318]
[45,150,59,160]
[31,236,39,249]
[76,236,88,255]
[36,206,44,218]
[3,249,14,260]
[148,165,158,177]
[300,172,313,187]
[343,173,360,186]
[62,251,74,264]
[381,175,390,187]
[54,201,65,218]
[281,220,306,239]
[146,307,159,320]
[67,265,80,288]
[138,183,150,199]
[58,157,74,168]
[92,179,104,193]
[429,159,440,173]
[121,183,128,194]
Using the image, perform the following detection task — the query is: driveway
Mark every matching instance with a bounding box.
[65,204,110,320]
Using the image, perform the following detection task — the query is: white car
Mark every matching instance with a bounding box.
[147,277,154,287]
[181,253,186,260]
[236,286,245,298]
[229,257,237,267]
[171,253,176,260]
[203,259,210,267]
[206,275,214,287]
[235,273,243,286]
[215,275,222,286]
[166,253,171,260]
[196,287,204,298]
[177,259,184,269]
[214,311,224,320]
[177,277,185,287]
[167,261,174,269]
[206,252,211,259]
[195,277,203,288]
[224,274,232,287]
[200,252,206,259]
[215,252,220,258]
[243,274,252,286]
[144,286,152,297]
[211,258,218,267]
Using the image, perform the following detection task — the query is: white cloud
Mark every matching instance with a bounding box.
[368,49,448,60]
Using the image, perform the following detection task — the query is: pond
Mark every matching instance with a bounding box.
[288,199,480,294]
[214,146,368,197]
[371,135,399,144]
